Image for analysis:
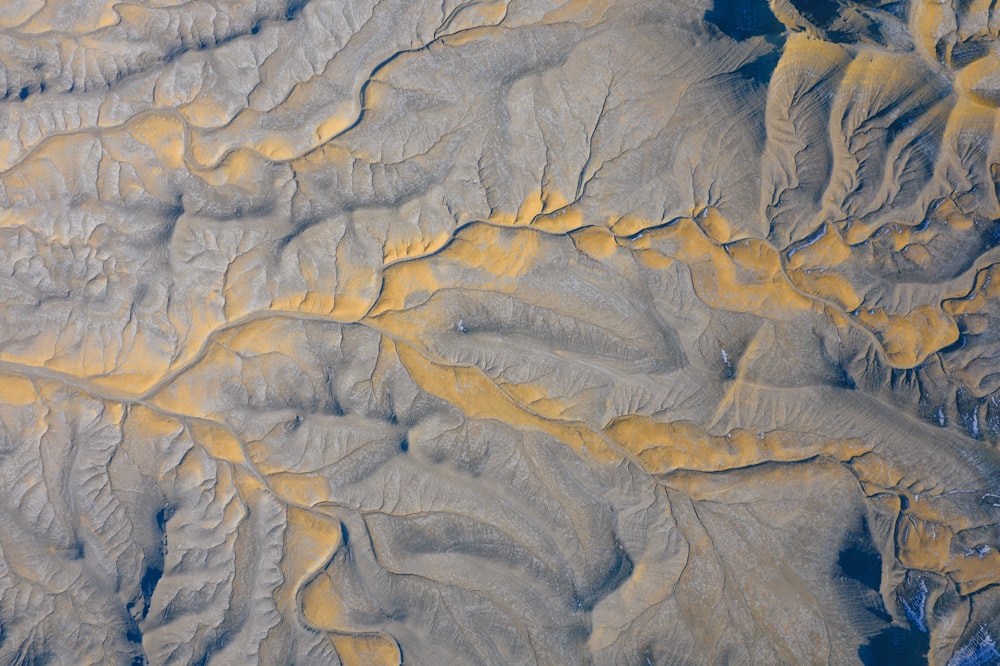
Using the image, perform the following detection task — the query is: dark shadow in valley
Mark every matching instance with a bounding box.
[705,0,785,41]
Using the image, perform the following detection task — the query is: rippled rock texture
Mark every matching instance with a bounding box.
[1,0,1000,663]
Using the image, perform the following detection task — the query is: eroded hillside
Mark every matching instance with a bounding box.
[1,0,999,663]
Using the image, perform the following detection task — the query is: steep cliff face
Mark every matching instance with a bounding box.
[0,0,999,663]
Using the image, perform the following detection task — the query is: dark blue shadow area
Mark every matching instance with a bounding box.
[838,545,884,593]
[705,0,785,40]
[859,625,930,665]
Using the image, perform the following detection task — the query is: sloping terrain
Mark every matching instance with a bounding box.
[1,0,1000,663]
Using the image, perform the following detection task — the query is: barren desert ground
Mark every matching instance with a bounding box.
[0,0,1000,664]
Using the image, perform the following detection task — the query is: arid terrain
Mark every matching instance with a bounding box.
[1,0,999,663]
